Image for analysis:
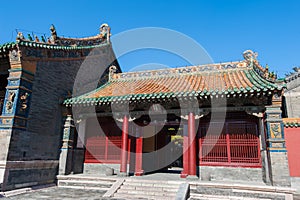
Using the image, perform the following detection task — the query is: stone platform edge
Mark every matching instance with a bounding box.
[0,183,56,198]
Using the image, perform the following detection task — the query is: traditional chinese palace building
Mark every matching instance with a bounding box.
[0,24,295,191]
[64,50,291,187]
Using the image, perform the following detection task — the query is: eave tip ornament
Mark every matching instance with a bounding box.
[16,32,25,41]
[243,50,278,82]
[50,24,58,44]
[243,50,258,62]
[109,65,117,81]
[99,23,111,42]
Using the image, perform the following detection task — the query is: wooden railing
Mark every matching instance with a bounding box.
[199,122,261,168]
[85,136,131,164]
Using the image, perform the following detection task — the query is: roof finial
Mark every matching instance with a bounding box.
[99,23,111,42]
[16,32,25,41]
[34,35,40,42]
[265,64,269,71]
[243,50,258,62]
[109,65,117,81]
[293,66,300,72]
[41,36,46,43]
[27,34,33,41]
[50,24,57,44]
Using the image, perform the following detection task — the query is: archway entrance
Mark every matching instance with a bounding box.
[141,123,183,174]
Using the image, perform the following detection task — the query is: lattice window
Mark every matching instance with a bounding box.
[199,121,261,168]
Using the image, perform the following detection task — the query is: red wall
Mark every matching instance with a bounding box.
[285,127,300,177]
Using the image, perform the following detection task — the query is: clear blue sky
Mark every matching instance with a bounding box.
[1,0,299,78]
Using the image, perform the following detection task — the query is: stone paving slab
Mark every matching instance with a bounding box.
[1,187,122,200]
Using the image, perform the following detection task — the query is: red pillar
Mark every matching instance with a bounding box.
[135,127,144,176]
[188,112,197,176]
[120,115,129,174]
[180,127,189,178]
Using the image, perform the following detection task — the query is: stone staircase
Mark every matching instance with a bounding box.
[56,175,115,191]
[111,178,183,200]
[189,182,294,200]
[56,175,296,200]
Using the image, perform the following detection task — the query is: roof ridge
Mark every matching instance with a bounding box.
[285,67,300,83]
[64,81,112,104]
[17,40,110,50]
[0,42,17,54]
[58,34,104,41]
[0,37,110,53]
[111,61,248,81]
[247,67,284,90]
[283,118,300,127]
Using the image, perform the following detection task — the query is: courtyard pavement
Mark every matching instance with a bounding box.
[1,187,115,200]
[0,171,299,200]
[2,185,299,200]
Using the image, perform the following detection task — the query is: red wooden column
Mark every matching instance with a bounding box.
[120,114,129,175]
[181,125,189,178]
[135,127,144,176]
[188,112,197,176]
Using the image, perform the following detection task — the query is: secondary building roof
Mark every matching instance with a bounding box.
[0,24,111,55]
[65,52,284,106]
[283,118,300,127]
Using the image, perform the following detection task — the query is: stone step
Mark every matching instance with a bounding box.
[58,179,113,185]
[190,187,286,200]
[120,184,178,192]
[125,178,183,185]
[113,179,180,199]
[56,175,116,182]
[189,181,295,194]
[57,185,110,191]
[189,193,273,200]
[117,188,176,197]
[113,192,175,200]
[57,179,113,191]
[123,181,180,188]
[58,180,112,187]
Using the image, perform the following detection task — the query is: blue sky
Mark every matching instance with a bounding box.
[1,0,299,78]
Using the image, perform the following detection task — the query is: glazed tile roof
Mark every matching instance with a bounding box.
[0,40,109,54]
[0,24,111,54]
[0,42,17,54]
[64,60,284,106]
[285,67,300,83]
[283,118,300,127]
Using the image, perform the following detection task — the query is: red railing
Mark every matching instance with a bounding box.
[85,136,131,164]
[199,122,261,168]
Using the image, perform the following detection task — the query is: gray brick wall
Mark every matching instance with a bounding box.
[3,44,118,190]
[284,87,300,118]
[284,70,300,118]
[7,45,117,161]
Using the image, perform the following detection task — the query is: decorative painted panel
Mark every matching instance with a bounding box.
[265,106,286,152]
[4,90,17,114]
[0,67,33,130]
[270,123,282,139]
